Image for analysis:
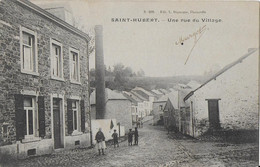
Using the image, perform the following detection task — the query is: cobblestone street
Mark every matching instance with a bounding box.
[4,120,258,167]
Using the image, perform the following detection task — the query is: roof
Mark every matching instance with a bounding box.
[184,48,258,101]
[158,89,170,94]
[90,88,129,105]
[16,0,90,41]
[122,93,138,105]
[151,89,164,95]
[131,90,149,101]
[157,90,179,109]
[132,87,155,97]
[179,89,192,106]
[131,91,148,101]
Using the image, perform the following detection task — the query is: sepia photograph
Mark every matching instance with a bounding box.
[0,0,259,166]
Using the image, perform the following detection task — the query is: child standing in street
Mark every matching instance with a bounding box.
[128,129,133,146]
[112,129,119,148]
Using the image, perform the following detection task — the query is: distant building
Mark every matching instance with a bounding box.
[183,49,258,138]
[151,89,164,98]
[158,89,170,95]
[90,88,132,131]
[131,87,155,116]
[153,90,178,125]
[163,98,179,132]
[174,84,191,90]
[0,0,91,158]
[122,92,139,126]
[124,91,146,119]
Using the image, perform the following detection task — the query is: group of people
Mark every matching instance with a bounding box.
[128,127,138,146]
[95,127,139,156]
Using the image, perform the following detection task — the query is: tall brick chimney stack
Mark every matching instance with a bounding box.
[95,25,106,119]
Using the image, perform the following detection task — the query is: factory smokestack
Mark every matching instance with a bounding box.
[95,25,106,119]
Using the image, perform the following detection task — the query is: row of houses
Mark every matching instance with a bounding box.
[0,0,91,158]
[89,85,177,132]
[155,49,258,139]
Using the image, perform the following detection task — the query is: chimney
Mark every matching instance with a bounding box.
[95,25,106,119]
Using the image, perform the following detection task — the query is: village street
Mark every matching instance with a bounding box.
[4,120,258,167]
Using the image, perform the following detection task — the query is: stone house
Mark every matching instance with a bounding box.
[153,90,178,125]
[163,98,179,132]
[0,0,91,158]
[183,49,258,138]
[90,88,132,131]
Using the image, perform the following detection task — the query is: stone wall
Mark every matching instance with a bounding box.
[0,0,90,152]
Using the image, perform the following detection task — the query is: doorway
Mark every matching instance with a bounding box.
[207,99,221,129]
[53,98,63,149]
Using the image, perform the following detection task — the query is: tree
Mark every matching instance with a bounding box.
[137,69,145,77]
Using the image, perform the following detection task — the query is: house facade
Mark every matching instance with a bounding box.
[131,87,155,116]
[152,101,166,125]
[0,0,91,158]
[90,88,132,131]
[163,98,179,132]
[183,49,258,138]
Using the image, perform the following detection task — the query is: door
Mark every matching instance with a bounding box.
[53,98,62,149]
[207,99,220,129]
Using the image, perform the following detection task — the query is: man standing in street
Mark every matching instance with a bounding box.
[128,129,133,146]
[134,127,139,145]
[112,129,119,148]
[95,128,106,155]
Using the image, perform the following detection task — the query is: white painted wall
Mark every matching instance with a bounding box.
[186,53,258,137]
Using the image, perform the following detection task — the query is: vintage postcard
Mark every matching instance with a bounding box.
[0,0,259,166]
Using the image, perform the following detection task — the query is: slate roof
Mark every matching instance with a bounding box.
[151,89,164,95]
[90,88,128,105]
[122,93,138,105]
[131,90,149,101]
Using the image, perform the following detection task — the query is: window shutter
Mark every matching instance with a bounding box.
[80,100,85,132]
[14,94,25,141]
[38,96,45,138]
[67,99,73,134]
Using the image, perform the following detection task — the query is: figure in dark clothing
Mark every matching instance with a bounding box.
[134,127,139,145]
[95,128,106,155]
[128,129,133,146]
[111,129,119,148]
[137,121,140,128]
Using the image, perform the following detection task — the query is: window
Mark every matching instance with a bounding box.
[67,99,85,134]
[159,105,163,110]
[72,100,79,131]
[51,39,63,80]
[23,97,36,136]
[69,48,80,83]
[15,94,45,141]
[20,27,38,74]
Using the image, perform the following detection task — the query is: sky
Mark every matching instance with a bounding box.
[33,0,259,77]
